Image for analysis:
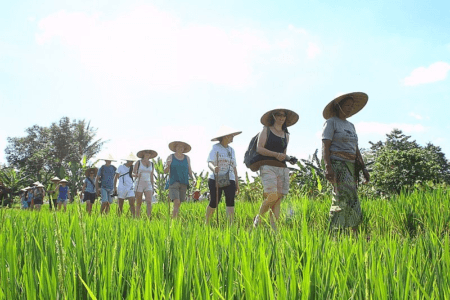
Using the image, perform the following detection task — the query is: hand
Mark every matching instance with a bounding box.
[235,185,240,195]
[96,188,101,195]
[276,153,286,161]
[214,166,220,173]
[325,165,336,184]
[166,157,172,167]
[114,188,117,195]
[363,169,370,184]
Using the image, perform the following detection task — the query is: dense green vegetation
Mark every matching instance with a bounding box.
[1,189,449,299]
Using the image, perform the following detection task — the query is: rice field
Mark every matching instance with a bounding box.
[1,189,450,299]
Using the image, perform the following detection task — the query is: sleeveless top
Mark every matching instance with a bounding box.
[35,188,44,200]
[59,186,69,200]
[259,129,288,168]
[169,154,189,185]
[137,161,153,182]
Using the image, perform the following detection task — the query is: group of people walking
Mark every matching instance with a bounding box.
[17,92,371,232]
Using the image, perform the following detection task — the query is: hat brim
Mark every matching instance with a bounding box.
[59,180,68,183]
[323,92,368,119]
[261,108,299,127]
[211,131,242,142]
[85,168,98,177]
[168,141,192,153]
[137,150,158,159]
[51,177,60,182]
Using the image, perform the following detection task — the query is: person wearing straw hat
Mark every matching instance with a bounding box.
[33,183,46,211]
[164,141,195,219]
[114,153,138,217]
[322,92,370,233]
[81,168,98,215]
[95,154,117,215]
[133,149,157,218]
[205,126,241,224]
[20,188,29,209]
[47,176,60,210]
[253,108,299,230]
[56,179,70,212]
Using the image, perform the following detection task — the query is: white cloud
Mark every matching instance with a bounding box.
[355,122,427,135]
[307,42,321,59]
[28,17,36,22]
[288,24,307,35]
[408,112,423,120]
[403,61,450,86]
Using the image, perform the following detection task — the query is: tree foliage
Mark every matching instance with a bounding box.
[5,117,105,190]
[368,129,450,196]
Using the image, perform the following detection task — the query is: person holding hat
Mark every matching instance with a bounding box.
[33,184,46,211]
[253,108,299,230]
[47,177,60,210]
[205,126,241,224]
[95,154,117,215]
[56,179,70,212]
[164,141,195,219]
[81,168,98,215]
[133,150,157,218]
[322,92,370,233]
[114,153,138,217]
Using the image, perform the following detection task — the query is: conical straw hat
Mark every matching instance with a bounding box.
[59,179,68,183]
[122,152,139,161]
[211,125,242,142]
[33,181,42,186]
[100,154,116,161]
[136,149,158,159]
[168,141,191,153]
[51,176,60,182]
[261,108,299,127]
[323,92,368,119]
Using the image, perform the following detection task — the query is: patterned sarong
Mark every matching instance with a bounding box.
[329,159,362,230]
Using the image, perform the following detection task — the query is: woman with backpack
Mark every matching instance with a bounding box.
[81,167,98,215]
[205,126,241,224]
[253,108,299,231]
[133,149,157,218]
[164,141,195,219]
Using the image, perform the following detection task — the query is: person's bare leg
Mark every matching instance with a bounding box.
[226,206,234,224]
[172,199,181,218]
[63,202,67,212]
[205,206,216,224]
[100,202,108,214]
[87,202,92,215]
[144,191,152,219]
[118,198,125,216]
[128,198,136,217]
[254,192,279,227]
[269,194,283,231]
[135,192,143,218]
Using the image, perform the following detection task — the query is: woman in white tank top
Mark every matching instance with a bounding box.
[133,149,157,218]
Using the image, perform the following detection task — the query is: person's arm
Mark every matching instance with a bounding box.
[256,127,286,161]
[186,156,196,186]
[208,147,220,173]
[356,147,370,183]
[164,155,172,174]
[95,176,100,193]
[322,140,335,184]
[81,181,87,193]
[151,167,155,194]
[234,167,240,194]
[133,162,139,178]
[113,173,120,193]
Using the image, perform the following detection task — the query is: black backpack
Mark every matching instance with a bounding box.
[244,127,270,171]
[119,164,134,183]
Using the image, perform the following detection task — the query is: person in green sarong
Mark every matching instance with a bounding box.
[322,92,370,233]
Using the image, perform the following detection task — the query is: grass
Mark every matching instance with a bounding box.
[0,189,449,299]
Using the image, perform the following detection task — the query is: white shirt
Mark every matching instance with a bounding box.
[207,143,237,181]
[116,164,134,187]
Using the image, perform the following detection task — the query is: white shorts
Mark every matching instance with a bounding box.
[134,181,153,193]
[118,185,135,199]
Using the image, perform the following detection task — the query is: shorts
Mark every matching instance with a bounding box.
[22,200,29,209]
[169,182,188,202]
[118,185,135,199]
[57,198,68,204]
[134,181,152,193]
[83,192,96,203]
[208,179,236,208]
[260,165,290,195]
[34,197,43,205]
[101,188,114,204]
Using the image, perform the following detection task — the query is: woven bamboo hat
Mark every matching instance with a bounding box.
[137,149,158,159]
[59,179,68,183]
[25,187,31,190]
[50,176,60,182]
[37,184,45,188]
[261,108,299,127]
[21,188,27,192]
[323,92,368,119]
[122,152,139,161]
[33,181,42,186]
[85,167,98,177]
[211,125,242,142]
[168,141,191,153]
[100,154,116,161]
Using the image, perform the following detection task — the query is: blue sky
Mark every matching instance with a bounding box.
[1,0,449,177]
